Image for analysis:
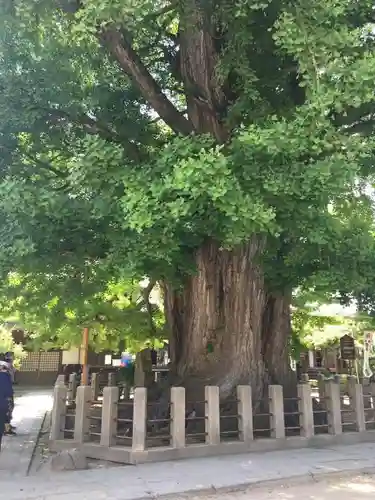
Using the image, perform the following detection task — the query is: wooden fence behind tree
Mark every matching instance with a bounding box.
[18,351,62,385]
[50,374,375,464]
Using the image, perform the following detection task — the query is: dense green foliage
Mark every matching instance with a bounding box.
[0,327,26,368]
[0,278,165,351]
[0,0,374,351]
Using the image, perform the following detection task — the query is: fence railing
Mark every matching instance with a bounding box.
[50,374,375,464]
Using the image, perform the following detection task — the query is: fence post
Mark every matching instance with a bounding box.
[369,381,375,410]
[237,385,253,444]
[298,383,314,438]
[74,385,92,443]
[269,385,285,439]
[325,379,342,435]
[67,373,77,402]
[300,373,310,384]
[333,374,341,385]
[318,373,326,408]
[55,374,66,386]
[171,387,186,449]
[100,386,119,447]
[50,384,67,441]
[362,378,372,410]
[205,386,220,445]
[108,372,117,387]
[91,372,100,401]
[347,375,356,403]
[132,387,147,452]
[353,384,366,432]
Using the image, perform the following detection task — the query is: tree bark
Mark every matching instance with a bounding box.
[179,0,227,142]
[262,293,294,382]
[102,29,194,136]
[163,238,295,402]
[262,292,297,396]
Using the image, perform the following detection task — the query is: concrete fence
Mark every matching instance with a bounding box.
[55,371,118,402]
[49,377,375,465]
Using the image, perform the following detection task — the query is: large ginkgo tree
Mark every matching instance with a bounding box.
[0,0,375,398]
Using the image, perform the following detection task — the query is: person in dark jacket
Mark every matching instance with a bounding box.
[4,352,16,435]
[0,361,13,450]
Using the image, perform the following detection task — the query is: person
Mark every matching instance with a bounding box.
[3,353,16,435]
[0,361,13,450]
[150,346,157,366]
[4,352,15,384]
[296,361,302,381]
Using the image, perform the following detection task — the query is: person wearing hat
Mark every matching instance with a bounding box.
[0,361,13,449]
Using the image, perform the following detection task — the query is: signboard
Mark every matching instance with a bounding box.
[364,331,375,350]
[340,334,356,360]
[363,331,374,378]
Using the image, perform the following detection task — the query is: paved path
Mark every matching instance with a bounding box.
[182,475,375,499]
[1,392,375,499]
[0,388,53,478]
[1,442,375,499]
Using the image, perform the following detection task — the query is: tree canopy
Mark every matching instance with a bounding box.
[0,0,374,373]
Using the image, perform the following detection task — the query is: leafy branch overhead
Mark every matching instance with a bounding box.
[0,0,374,350]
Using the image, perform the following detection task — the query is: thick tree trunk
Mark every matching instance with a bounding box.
[163,238,295,402]
[262,293,295,383]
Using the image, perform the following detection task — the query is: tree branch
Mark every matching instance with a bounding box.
[0,141,68,183]
[101,29,193,136]
[340,118,375,136]
[142,280,157,335]
[42,107,145,162]
[58,1,192,135]
[22,151,67,179]
[76,112,145,161]
[143,4,176,22]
